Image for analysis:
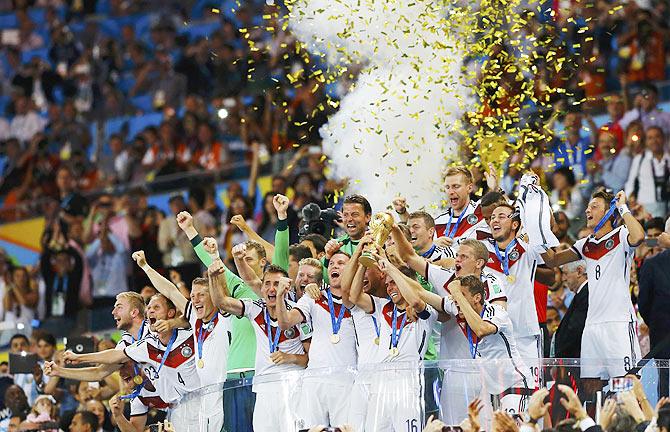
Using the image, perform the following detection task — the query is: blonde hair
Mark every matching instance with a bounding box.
[116,292,145,317]
[444,166,474,184]
[460,239,489,265]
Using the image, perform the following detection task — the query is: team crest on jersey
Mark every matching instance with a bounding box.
[181,346,193,358]
[467,214,478,225]
[605,239,614,250]
[284,328,296,339]
[509,250,520,261]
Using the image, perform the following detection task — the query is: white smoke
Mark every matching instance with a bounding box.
[287,0,471,213]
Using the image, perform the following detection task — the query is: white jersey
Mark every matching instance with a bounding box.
[368,296,437,363]
[351,305,379,366]
[184,302,231,387]
[424,262,506,360]
[441,300,529,394]
[484,238,542,338]
[116,320,152,350]
[572,226,637,324]
[420,243,456,262]
[130,385,169,417]
[296,290,357,371]
[434,200,487,248]
[241,298,311,386]
[124,328,201,404]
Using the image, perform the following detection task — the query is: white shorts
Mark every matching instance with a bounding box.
[254,383,299,432]
[168,392,224,432]
[365,371,422,432]
[297,380,352,429]
[347,377,371,432]
[516,334,542,388]
[439,367,482,425]
[581,321,642,379]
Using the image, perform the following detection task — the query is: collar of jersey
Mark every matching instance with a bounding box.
[589,225,621,243]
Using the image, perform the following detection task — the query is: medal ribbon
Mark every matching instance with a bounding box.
[326,289,346,336]
[121,329,177,400]
[130,321,146,383]
[197,313,218,361]
[390,305,408,350]
[371,316,380,340]
[592,198,618,236]
[466,307,487,359]
[446,209,467,239]
[264,307,281,353]
[420,244,436,258]
[493,239,517,276]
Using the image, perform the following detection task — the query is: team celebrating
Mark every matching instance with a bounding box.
[42,165,645,431]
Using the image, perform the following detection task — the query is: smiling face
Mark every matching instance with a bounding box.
[384,274,406,306]
[444,173,473,213]
[454,245,484,276]
[408,216,434,251]
[146,296,175,328]
[189,282,215,320]
[327,252,350,289]
[112,297,137,331]
[489,206,518,243]
[341,203,370,240]
[585,196,609,229]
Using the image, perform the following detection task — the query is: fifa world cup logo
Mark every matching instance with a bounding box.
[358,213,395,268]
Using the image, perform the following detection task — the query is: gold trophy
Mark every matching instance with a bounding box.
[359,213,395,268]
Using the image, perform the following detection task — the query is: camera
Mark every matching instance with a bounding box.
[298,203,341,239]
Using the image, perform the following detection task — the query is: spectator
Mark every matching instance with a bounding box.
[620,84,670,137]
[550,110,596,183]
[3,386,29,425]
[638,236,670,397]
[157,194,199,280]
[9,95,47,144]
[68,411,98,432]
[625,126,670,218]
[550,166,585,221]
[552,211,574,245]
[3,266,38,328]
[588,127,632,192]
[552,260,588,359]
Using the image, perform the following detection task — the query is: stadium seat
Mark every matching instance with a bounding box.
[27,8,46,24]
[0,12,17,30]
[179,21,221,41]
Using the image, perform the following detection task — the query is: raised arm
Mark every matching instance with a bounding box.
[348,265,374,313]
[448,280,497,338]
[230,215,275,259]
[203,239,245,316]
[392,197,410,224]
[62,348,129,365]
[271,194,290,271]
[340,236,372,307]
[390,224,426,274]
[616,191,645,246]
[232,243,262,296]
[132,251,187,313]
[44,361,120,382]
[110,396,146,432]
[276,277,305,330]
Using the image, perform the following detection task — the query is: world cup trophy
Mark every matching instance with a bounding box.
[359,213,395,268]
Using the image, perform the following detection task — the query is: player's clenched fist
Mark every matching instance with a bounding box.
[131,251,147,268]
[305,283,322,300]
[230,215,246,229]
[208,259,225,276]
[176,211,194,231]
[273,194,289,219]
[231,243,247,259]
[203,237,218,256]
[276,277,292,298]
[324,239,343,259]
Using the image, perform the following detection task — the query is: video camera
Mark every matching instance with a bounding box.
[298,203,340,240]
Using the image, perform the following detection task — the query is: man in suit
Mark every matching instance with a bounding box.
[638,246,670,397]
[553,260,589,359]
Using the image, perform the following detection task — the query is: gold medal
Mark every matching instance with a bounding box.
[507,274,516,283]
[133,376,143,385]
[197,359,204,368]
[389,347,399,357]
[373,337,380,345]
[330,334,340,344]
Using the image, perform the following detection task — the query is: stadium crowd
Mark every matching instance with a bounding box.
[0,0,669,431]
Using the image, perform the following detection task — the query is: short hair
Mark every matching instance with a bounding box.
[647,125,665,140]
[459,239,489,265]
[553,166,576,188]
[116,292,145,317]
[408,211,435,229]
[244,240,267,259]
[301,234,327,255]
[75,411,99,430]
[591,189,617,225]
[645,217,665,232]
[289,244,312,262]
[343,194,372,215]
[263,264,289,280]
[396,223,412,241]
[192,277,208,288]
[151,293,176,312]
[188,186,206,208]
[444,166,474,184]
[458,275,486,304]
[480,190,506,208]
[298,258,324,283]
[10,334,28,346]
[36,333,56,347]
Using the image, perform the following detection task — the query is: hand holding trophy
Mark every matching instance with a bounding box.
[359,212,394,268]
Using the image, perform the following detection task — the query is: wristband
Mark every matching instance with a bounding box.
[618,204,630,217]
[190,234,203,247]
[276,219,288,231]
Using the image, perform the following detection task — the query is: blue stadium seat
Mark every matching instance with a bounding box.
[179,21,221,41]
[0,12,17,30]
[128,112,163,139]
[27,8,46,24]
[130,94,154,112]
[21,47,50,65]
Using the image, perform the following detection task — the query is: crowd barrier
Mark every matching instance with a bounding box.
[153,358,669,431]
